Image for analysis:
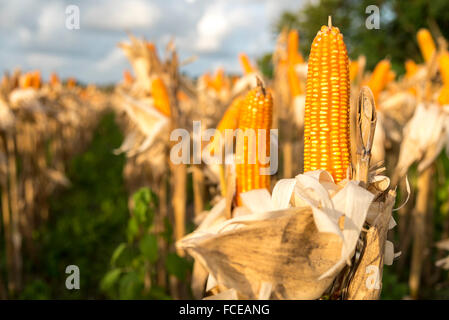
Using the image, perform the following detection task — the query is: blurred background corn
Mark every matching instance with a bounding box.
[367,59,392,104]
[438,51,449,105]
[303,22,350,183]
[287,29,304,65]
[209,96,243,155]
[150,77,171,117]
[239,53,255,75]
[417,28,436,63]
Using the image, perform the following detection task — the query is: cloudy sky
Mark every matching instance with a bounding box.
[0,0,304,84]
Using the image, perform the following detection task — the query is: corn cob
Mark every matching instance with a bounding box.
[217,96,243,133]
[287,30,304,65]
[417,28,436,63]
[304,22,350,183]
[209,96,243,155]
[151,77,171,117]
[287,65,302,97]
[239,53,255,75]
[367,59,391,104]
[236,81,272,205]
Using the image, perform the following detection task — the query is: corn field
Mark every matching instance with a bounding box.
[2,1,449,302]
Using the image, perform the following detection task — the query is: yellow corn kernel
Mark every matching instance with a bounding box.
[287,65,302,97]
[236,82,272,205]
[239,53,255,75]
[349,60,359,83]
[287,29,304,65]
[367,59,391,104]
[304,23,350,183]
[417,28,436,63]
[151,77,171,117]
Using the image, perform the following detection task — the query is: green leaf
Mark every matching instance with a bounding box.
[132,188,155,227]
[148,286,172,300]
[139,234,158,263]
[161,217,174,244]
[127,217,139,242]
[119,271,143,300]
[111,243,127,266]
[165,253,191,281]
[101,268,122,291]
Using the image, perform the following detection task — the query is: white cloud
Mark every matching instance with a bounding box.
[37,2,65,40]
[26,53,67,70]
[96,47,127,71]
[196,5,229,51]
[84,0,161,31]
[0,0,304,83]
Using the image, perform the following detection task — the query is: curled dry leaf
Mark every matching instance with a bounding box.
[395,103,449,180]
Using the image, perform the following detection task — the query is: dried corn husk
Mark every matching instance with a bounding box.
[177,169,395,299]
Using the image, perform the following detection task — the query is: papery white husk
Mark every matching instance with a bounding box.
[177,170,393,299]
[114,93,169,155]
[396,103,449,177]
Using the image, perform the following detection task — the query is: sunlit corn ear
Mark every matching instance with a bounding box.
[235,79,273,205]
[303,22,350,183]
[417,28,436,64]
[150,77,171,117]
